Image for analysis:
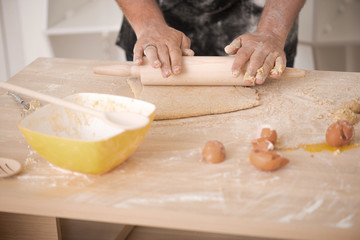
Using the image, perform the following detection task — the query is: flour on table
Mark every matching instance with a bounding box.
[127,78,260,120]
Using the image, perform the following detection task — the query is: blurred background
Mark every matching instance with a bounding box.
[1,0,360,82]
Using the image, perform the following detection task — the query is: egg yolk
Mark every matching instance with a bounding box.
[279,143,360,154]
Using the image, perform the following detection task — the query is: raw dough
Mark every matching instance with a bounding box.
[332,108,357,125]
[127,78,260,120]
[340,99,360,114]
[332,98,360,125]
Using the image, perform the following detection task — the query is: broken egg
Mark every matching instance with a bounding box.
[251,138,274,151]
[260,128,278,144]
[249,149,289,171]
[202,140,226,164]
[249,126,288,171]
[326,120,354,147]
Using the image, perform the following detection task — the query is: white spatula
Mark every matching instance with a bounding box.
[0,81,149,130]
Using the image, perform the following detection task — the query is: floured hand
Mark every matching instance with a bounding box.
[133,22,194,78]
[224,31,286,86]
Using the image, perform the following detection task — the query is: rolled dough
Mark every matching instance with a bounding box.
[127,78,260,120]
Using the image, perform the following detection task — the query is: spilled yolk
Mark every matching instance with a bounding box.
[282,143,360,153]
[298,143,360,153]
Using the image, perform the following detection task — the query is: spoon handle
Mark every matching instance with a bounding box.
[0,81,102,118]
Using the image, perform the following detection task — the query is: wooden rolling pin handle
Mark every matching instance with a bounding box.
[93,64,141,78]
[274,68,306,79]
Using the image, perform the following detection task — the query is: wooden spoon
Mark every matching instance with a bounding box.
[0,157,22,178]
[0,81,149,130]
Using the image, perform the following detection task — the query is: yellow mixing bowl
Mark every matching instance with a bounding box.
[18,93,156,174]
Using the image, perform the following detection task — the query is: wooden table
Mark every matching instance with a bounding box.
[0,58,359,240]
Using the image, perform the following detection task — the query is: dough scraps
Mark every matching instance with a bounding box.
[127,78,260,120]
[332,98,360,125]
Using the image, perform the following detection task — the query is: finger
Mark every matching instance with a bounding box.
[244,45,271,82]
[270,55,286,78]
[180,34,191,50]
[224,39,241,55]
[144,45,161,68]
[243,72,256,86]
[133,43,144,65]
[180,35,195,56]
[157,44,172,78]
[243,78,257,86]
[168,45,183,75]
[182,48,195,56]
[231,46,254,78]
[255,52,277,85]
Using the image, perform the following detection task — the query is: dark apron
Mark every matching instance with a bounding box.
[116,0,298,65]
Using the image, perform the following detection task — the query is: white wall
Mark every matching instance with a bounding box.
[0,0,52,81]
[295,0,360,71]
[1,0,25,81]
[1,0,124,82]
[18,0,53,65]
[294,0,315,70]
[0,0,9,81]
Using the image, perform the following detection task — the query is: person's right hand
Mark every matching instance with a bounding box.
[133,23,194,78]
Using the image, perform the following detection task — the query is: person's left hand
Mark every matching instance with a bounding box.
[224,31,286,85]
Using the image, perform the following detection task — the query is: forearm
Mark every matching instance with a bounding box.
[115,0,166,36]
[116,0,193,77]
[256,0,306,45]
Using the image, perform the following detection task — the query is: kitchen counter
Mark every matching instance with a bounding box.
[0,58,359,239]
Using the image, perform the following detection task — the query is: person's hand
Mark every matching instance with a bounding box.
[133,22,194,78]
[224,31,286,85]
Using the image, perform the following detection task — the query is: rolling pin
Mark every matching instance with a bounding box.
[94,56,306,86]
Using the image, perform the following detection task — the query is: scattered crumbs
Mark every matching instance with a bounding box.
[316,114,324,119]
[310,154,314,158]
[257,67,264,74]
[302,87,309,93]
[315,98,334,106]
[301,87,313,95]
[30,100,41,111]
